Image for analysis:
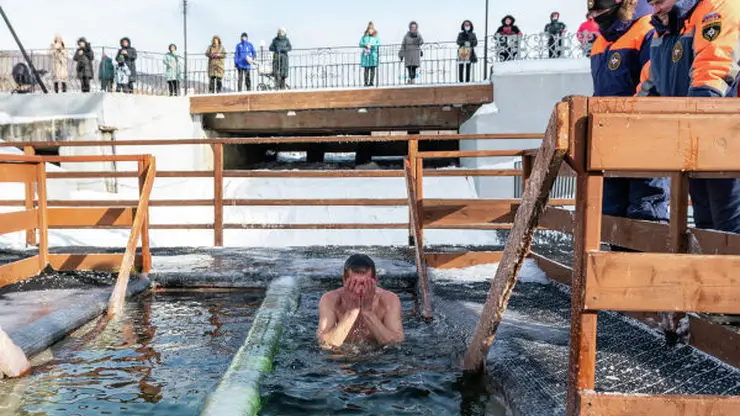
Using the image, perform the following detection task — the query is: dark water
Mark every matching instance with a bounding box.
[260,291,499,416]
[1,290,262,416]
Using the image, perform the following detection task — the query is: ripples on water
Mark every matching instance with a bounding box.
[2,291,262,416]
[260,291,494,416]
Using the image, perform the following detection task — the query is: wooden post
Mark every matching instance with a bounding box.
[404,158,432,320]
[138,159,152,273]
[521,154,533,195]
[407,139,418,247]
[565,172,604,416]
[415,156,424,244]
[108,158,156,318]
[23,146,36,247]
[462,104,569,372]
[214,143,224,247]
[662,171,690,344]
[35,161,48,270]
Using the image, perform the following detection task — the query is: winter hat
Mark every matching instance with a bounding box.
[588,0,622,12]
[409,21,418,29]
[241,32,248,39]
[551,11,560,19]
[169,43,177,51]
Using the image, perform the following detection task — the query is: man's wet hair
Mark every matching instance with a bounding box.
[343,254,377,279]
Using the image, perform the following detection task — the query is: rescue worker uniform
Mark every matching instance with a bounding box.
[639,0,740,233]
[590,3,670,224]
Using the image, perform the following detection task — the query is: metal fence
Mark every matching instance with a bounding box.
[0,33,590,95]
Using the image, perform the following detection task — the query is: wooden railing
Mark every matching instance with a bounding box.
[0,133,553,247]
[0,154,154,289]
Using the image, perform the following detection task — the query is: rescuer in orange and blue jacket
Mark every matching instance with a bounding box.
[590,0,670,231]
[639,0,740,233]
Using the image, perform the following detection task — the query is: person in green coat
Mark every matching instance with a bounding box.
[269,28,292,89]
[163,44,183,96]
[98,54,115,92]
[359,22,380,87]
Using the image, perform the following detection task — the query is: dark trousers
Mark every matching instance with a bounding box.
[209,76,223,93]
[167,80,180,96]
[363,66,376,86]
[101,79,113,92]
[406,66,418,82]
[80,77,91,93]
[277,76,287,90]
[603,177,670,221]
[127,82,134,94]
[54,82,67,93]
[458,63,472,82]
[237,69,251,92]
[690,178,740,233]
[116,83,132,93]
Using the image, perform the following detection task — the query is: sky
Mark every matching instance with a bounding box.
[1,0,587,53]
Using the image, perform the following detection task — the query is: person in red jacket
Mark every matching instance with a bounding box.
[577,12,601,54]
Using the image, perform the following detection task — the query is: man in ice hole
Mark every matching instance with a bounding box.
[317,254,404,348]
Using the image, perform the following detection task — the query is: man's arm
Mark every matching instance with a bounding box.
[317,294,360,348]
[689,0,740,97]
[361,293,404,345]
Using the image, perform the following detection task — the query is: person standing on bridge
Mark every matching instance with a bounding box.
[639,0,740,236]
[206,36,227,93]
[456,20,478,82]
[589,0,670,249]
[269,28,292,90]
[49,36,69,93]
[545,11,567,58]
[163,44,182,96]
[496,15,523,62]
[399,21,424,84]
[73,37,94,93]
[360,22,380,87]
[116,38,137,94]
[234,33,256,92]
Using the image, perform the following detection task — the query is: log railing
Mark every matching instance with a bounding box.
[0,154,153,289]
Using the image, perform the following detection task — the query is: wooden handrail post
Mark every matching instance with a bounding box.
[662,171,690,344]
[407,139,418,246]
[138,159,152,272]
[404,158,432,320]
[565,172,604,416]
[35,161,48,270]
[415,156,424,244]
[213,143,224,247]
[23,146,36,247]
[521,154,534,195]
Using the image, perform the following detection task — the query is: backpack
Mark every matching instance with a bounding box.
[12,63,33,85]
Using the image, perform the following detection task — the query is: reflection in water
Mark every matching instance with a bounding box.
[2,291,261,416]
[260,291,495,416]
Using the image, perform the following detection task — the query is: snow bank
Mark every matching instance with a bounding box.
[430,258,550,285]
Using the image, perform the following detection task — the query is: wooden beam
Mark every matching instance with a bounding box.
[600,215,669,253]
[47,208,136,227]
[585,252,740,314]
[589,96,740,114]
[49,254,142,272]
[0,163,36,183]
[539,206,575,234]
[190,84,493,114]
[688,314,740,369]
[690,228,740,255]
[23,147,36,247]
[529,252,571,285]
[108,157,156,318]
[36,163,48,270]
[404,158,432,320]
[205,106,464,134]
[589,113,740,171]
[422,200,516,227]
[425,251,503,269]
[223,223,409,229]
[0,256,41,287]
[463,101,570,372]
[213,144,224,247]
[0,209,38,235]
[579,391,740,416]
[566,96,589,174]
[138,159,152,273]
[419,149,524,159]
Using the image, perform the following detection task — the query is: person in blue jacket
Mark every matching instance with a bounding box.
[234,32,256,92]
[589,0,670,249]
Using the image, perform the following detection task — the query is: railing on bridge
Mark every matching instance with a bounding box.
[0,33,590,95]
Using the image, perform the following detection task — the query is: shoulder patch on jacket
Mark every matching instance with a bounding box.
[608,52,623,70]
[672,40,684,62]
[702,22,722,41]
